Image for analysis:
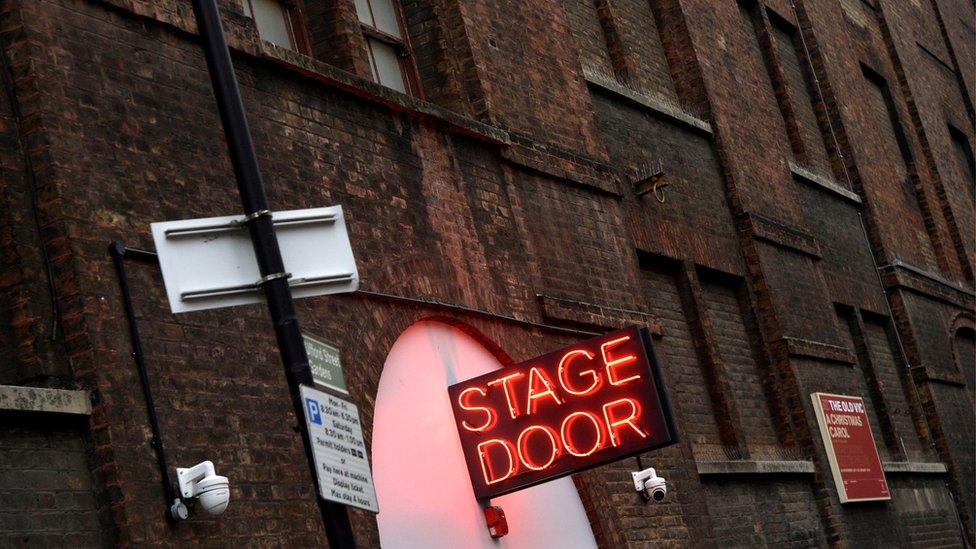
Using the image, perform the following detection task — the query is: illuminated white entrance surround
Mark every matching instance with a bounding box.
[373,321,598,548]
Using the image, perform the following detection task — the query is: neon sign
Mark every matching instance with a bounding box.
[449,327,678,499]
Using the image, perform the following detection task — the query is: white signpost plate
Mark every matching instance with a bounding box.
[151,206,358,313]
[300,385,379,513]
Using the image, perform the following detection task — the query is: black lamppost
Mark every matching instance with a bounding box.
[188,1,356,546]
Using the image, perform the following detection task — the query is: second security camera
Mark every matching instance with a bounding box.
[632,467,667,502]
[172,460,230,521]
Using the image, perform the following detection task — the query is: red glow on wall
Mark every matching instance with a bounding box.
[449,327,678,500]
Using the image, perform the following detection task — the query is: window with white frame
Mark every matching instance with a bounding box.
[355,0,419,95]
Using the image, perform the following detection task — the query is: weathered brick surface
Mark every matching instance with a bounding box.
[703,477,825,548]
[794,183,885,315]
[0,0,971,546]
[698,278,781,457]
[0,416,108,547]
[835,474,966,547]
[954,326,975,398]
[934,0,976,112]
[893,476,967,548]
[606,0,675,100]
[833,310,900,463]
[588,93,739,273]
[562,0,614,79]
[639,263,723,453]
[861,316,929,460]
[768,17,833,175]
[876,0,974,281]
[450,0,607,158]
[0,3,67,387]
[898,291,976,528]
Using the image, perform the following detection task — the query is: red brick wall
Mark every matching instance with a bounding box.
[769,19,833,174]
[0,418,108,547]
[0,0,971,546]
[639,265,723,452]
[562,0,614,78]
[703,478,826,547]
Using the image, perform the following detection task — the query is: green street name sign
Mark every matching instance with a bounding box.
[302,334,349,395]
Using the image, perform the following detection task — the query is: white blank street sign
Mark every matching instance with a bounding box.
[151,206,359,313]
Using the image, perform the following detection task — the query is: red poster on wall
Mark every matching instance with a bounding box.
[811,393,890,503]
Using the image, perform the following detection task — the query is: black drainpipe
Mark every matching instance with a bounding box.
[108,241,179,517]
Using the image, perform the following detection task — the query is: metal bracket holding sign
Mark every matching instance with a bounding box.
[151,206,359,313]
[448,326,678,500]
[301,385,379,513]
[811,393,890,503]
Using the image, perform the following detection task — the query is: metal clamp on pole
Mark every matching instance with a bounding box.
[257,272,292,286]
[242,209,271,223]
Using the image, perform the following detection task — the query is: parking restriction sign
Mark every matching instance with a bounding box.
[300,385,379,513]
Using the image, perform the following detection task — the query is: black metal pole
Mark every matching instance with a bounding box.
[187,1,356,546]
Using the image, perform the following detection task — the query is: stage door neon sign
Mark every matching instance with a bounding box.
[449,327,678,499]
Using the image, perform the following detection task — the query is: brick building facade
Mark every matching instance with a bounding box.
[0,0,972,546]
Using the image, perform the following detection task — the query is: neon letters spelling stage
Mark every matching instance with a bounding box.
[448,326,678,499]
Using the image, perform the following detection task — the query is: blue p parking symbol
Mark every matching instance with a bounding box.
[305,398,322,425]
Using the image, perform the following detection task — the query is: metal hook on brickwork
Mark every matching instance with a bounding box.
[633,160,668,203]
[652,180,668,203]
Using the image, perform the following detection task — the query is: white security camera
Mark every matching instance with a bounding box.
[632,467,667,502]
[174,461,230,518]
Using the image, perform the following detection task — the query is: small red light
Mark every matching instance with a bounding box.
[484,505,508,538]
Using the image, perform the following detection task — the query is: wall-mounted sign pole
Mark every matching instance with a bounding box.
[188,1,356,546]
